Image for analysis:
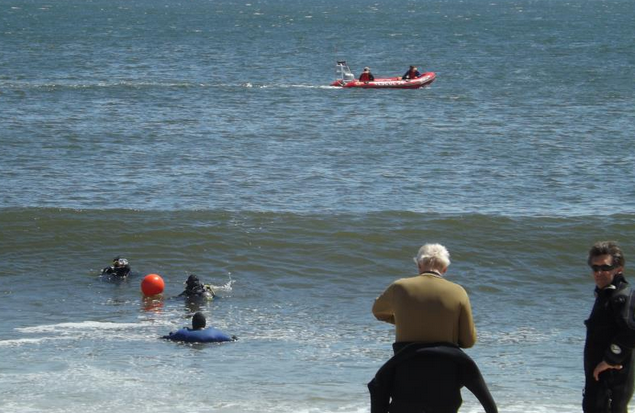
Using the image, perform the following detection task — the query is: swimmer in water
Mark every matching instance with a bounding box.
[191,311,207,330]
[101,256,131,278]
[162,311,236,342]
[179,274,216,300]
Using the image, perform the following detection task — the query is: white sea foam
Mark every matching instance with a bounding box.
[8,319,176,347]
[209,277,235,293]
[478,326,559,344]
[0,337,67,347]
[15,321,142,333]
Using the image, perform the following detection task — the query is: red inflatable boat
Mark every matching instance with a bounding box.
[330,61,436,89]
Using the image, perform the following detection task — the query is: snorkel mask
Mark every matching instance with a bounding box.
[113,257,129,268]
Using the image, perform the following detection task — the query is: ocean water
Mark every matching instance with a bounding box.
[1,0,635,412]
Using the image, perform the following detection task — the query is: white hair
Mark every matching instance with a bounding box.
[414,243,451,270]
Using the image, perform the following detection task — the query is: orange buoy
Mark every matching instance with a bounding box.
[141,274,165,296]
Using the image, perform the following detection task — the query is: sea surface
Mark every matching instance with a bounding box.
[1,0,634,412]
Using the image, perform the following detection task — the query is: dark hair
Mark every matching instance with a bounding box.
[192,312,206,330]
[587,241,625,268]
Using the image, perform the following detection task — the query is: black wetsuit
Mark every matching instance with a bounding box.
[368,343,498,413]
[101,265,131,278]
[179,274,214,299]
[584,274,635,413]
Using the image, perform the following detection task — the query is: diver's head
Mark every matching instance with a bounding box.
[192,312,206,330]
[110,256,130,277]
[185,274,202,290]
[113,256,129,269]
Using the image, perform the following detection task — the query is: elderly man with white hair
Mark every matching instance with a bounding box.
[372,243,477,353]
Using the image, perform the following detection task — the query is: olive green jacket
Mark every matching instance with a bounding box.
[372,272,477,347]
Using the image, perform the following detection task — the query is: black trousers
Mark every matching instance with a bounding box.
[369,343,497,413]
[389,356,462,413]
[583,367,635,413]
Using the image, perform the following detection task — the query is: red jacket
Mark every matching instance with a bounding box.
[359,72,375,82]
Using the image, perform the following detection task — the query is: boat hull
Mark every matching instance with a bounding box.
[331,72,436,89]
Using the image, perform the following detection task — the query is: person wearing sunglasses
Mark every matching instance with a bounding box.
[583,241,635,413]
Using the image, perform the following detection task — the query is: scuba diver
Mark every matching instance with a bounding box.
[179,274,216,300]
[162,311,235,343]
[100,256,132,278]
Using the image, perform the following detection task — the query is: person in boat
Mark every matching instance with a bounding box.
[162,311,235,343]
[359,67,375,82]
[179,274,216,300]
[401,65,421,80]
[368,343,497,413]
[101,256,132,278]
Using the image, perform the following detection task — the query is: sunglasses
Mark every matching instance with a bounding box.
[590,264,616,272]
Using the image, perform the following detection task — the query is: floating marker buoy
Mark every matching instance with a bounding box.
[141,274,165,296]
